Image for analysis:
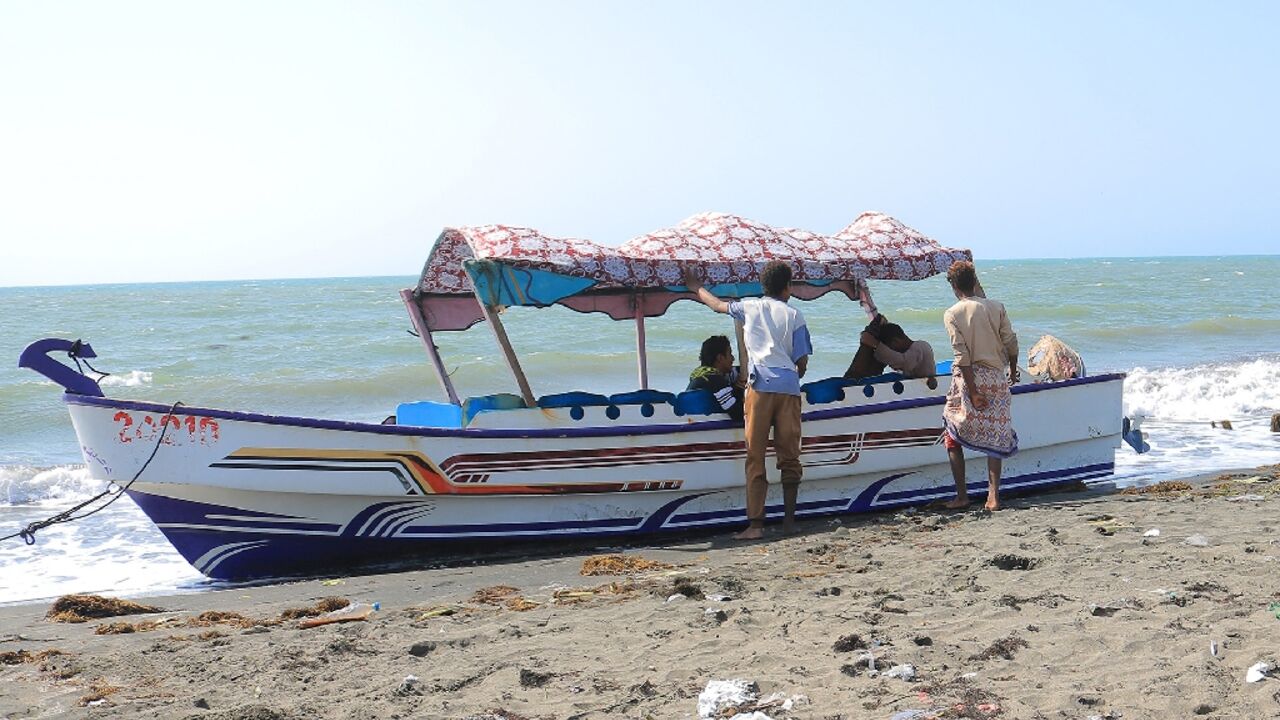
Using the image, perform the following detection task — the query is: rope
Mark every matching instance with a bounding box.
[1,400,184,546]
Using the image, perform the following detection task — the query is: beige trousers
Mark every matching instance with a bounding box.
[743,388,803,522]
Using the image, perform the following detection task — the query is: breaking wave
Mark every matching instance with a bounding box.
[99,370,153,387]
[0,464,102,506]
[1123,358,1280,422]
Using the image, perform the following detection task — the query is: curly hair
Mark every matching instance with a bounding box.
[760,261,793,297]
[946,260,977,293]
[699,335,732,367]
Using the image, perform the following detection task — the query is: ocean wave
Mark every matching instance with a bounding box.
[1124,358,1280,421]
[99,370,153,387]
[0,464,102,506]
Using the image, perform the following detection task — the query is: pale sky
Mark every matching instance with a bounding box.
[2,1,1277,287]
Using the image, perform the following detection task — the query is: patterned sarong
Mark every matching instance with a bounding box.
[943,364,1018,458]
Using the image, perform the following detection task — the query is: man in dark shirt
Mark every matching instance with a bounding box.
[687,335,745,421]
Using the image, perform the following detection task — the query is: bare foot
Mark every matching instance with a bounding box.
[984,497,1001,511]
[944,498,970,510]
[733,526,765,541]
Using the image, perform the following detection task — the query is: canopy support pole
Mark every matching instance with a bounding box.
[635,313,649,390]
[479,302,536,407]
[400,289,461,405]
[735,320,748,382]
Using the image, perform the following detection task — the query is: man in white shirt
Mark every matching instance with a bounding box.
[685,261,812,539]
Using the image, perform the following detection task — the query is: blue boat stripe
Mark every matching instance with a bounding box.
[350,502,421,537]
[874,462,1112,502]
[366,504,432,538]
[402,516,643,535]
[380,506,438,538]
[671,498,849,524]
[203,541,270,575]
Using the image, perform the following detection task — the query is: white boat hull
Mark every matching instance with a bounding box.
[63,373,1124,579]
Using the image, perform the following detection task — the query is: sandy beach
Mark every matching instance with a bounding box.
[3,466,1280,720]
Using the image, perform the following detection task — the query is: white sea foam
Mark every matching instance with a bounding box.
[1124,358,1280,422]
[0,464,104,506]
[1115,358,1280,488]
[0,499,205,604]
[99,370,153,387]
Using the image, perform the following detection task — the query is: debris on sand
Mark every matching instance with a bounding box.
[519,668,554,688]
[504,597,540,612]
[553,581,637,605]
[1246,661,1272,683]
[46,594,163,623]
[988,554,1039,571]
[471,586,521,605]
[669,576,705,600]
[279,597,351,620]
[832,634,867,652]
[1119,481,1192,496]
[970,634,1029,661]
[580,554,672,576]
[77,678,121,707]
[0,649,64,665]
[697,678,759,718]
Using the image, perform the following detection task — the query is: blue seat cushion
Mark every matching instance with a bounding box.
[608,389,676,406]
[396,401,464,428]
[536,391,611,409]
[463,393,528,424]
[673,389,722,416]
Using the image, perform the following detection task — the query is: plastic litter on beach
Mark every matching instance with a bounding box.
[884,664,917,681]
[1143,528,1160,537]
[297,601,379,628]
[415,605,460,619]
[1246,661,1272,683]
[1227,494,1266,502]
[1267,602,1280,620]
[696,679,759,718]
[1183,534,1210,547]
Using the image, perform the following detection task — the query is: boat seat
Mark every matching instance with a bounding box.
[801,370,911,405]
[672,389,722,416]
[608,389,676,405]
[463,393,528,425]
[396,400,464,428]
[608,389,677,418]
[536,391,612,408]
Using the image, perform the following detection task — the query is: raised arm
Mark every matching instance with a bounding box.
[683,269,731,314]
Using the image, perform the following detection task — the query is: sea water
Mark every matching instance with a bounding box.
[2,257,1278,603]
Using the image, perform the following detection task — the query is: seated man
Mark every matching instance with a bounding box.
[859,320,939,388]
[844,315,887,379]
[687,335,745,421]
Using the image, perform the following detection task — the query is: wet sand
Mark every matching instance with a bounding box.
[3,465,1280,719]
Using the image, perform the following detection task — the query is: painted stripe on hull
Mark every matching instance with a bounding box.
[129,461,1109,580]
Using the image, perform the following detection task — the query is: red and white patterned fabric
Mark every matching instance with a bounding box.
[412,212,971,330]
[417,211,970,294]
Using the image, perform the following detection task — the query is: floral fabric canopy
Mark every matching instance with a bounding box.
[411,211,970,331]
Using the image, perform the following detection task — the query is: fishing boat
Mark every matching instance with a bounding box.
[21,212,1133,580]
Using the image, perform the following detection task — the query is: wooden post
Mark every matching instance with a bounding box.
[635,312,649,390]
[399,289,461,405]
[1271,413,1280,433]
[477,301,536,407]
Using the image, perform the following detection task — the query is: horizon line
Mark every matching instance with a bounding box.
[2,252,1277,291]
